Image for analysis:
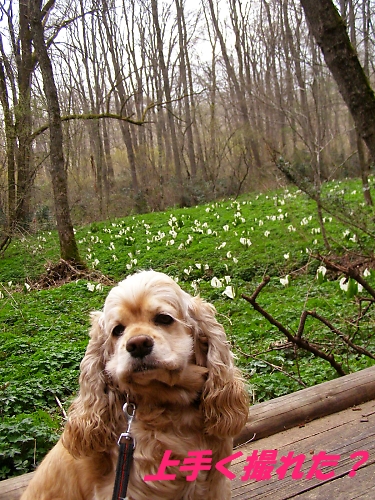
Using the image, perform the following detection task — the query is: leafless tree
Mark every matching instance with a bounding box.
[29,0,81,263]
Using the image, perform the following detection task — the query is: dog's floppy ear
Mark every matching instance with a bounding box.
[189,297,249,437]
[62,312,125,457]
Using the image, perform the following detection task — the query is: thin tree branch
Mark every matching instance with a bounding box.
[235,346,308,388]
[307,310,375,360]
[242,277,347,376]
[315,253,375,298]
[30,112,148,141]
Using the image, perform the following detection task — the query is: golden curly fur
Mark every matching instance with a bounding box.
[21,270,249,500]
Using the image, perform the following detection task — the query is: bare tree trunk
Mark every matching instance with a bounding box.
[102,118,114,185]
[342,0,373,206]
[207,0,262,172]
[357,136,373,206]
[30,0,80,263]
[280,4,298,154]
[181,6,205,180]
[100,1,140,205]
[77,0,105,217]
[150,0,184,199]
[0,59,16,226]
[175,0,197,179]
[15,0,34,226]
[300,0,375,162]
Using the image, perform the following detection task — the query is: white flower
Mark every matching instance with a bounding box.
[87,283,95,292]
[364,268,371,277]
[316,266,327,278]
[112,255,118,261]
[240,237,252,247]
[224,275,231,284]
[227,251,232,258]
[211,277,222,288]
[284,253,290,260]
[217,242,226,249]
[223,286,235,299]
[96,283,103,292]
[264,231,270,237]
[339,278,348,292]
[195,264,202,269]
[8,281,12,287]
[280,275,289,287]
[0,291,4,299]
[358,283,363,292]
[223,225,230,232]
[233,257,239,264]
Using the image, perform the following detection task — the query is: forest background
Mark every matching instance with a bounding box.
[1,0,374,240]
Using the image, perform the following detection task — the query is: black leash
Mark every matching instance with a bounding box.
[112,401,136,500]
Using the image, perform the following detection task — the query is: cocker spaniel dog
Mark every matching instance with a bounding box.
[21,270,249,500]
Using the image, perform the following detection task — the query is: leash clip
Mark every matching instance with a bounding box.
[117,400,136,446]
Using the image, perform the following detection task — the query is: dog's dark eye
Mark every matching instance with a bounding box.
[112,324,125,337]
[154,313,175,326]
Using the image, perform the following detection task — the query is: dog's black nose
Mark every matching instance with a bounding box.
[126,335,154,358]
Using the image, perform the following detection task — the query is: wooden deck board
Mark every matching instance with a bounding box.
[292,465,375,499]
[235,365,375,446]
[232,399,375,499]
[0,473,33,500]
